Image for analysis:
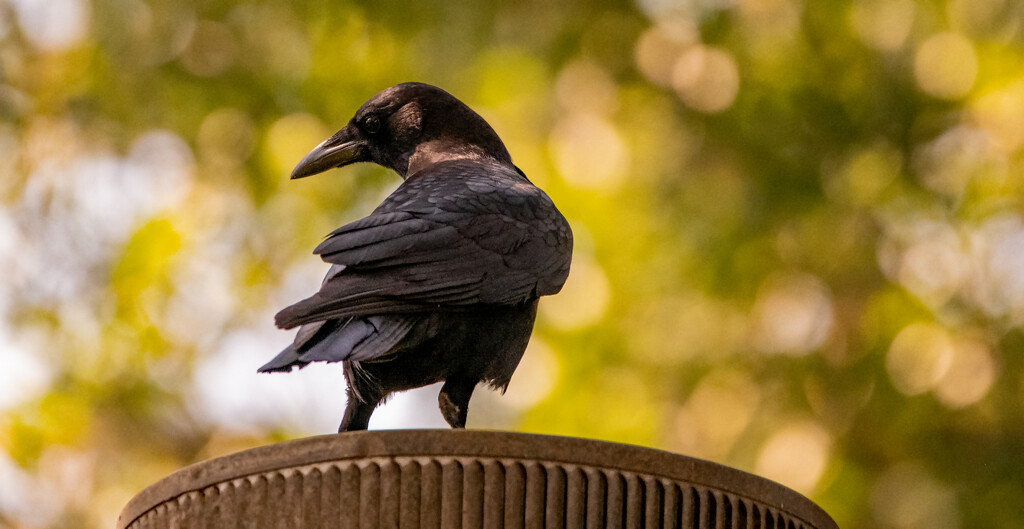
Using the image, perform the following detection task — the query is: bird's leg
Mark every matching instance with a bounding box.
[438,378,476,428]
[338,388,380,432]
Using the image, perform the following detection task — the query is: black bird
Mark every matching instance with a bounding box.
[259,83,573,431]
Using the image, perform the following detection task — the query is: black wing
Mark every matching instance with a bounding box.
[275,162,572,329]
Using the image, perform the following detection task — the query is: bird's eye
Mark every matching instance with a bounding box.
[363,115,381,134]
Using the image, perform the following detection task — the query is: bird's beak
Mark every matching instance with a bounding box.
[290,125,369,179]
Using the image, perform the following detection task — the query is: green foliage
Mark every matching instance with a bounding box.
[1,0,1023,527]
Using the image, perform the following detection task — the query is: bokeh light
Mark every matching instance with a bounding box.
[554,59,618,115]
[751,273,834,356]
[671,45,740,113]
[0,340,52,411]
[755,421,831,495]
[886,323,955,396]
[971,80,1024,152]
[850,0,915,52]
[10,0,90,51]
[549,113,628,190]
[635,24,697,87]
[933,334,997,409]
[914,126,1007,200]
[670,370,760,460]
[914,32,978,100]
[972,217,1024,322]
[895,221,966,308]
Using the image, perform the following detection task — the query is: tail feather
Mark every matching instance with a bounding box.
[300,318,377,363]
[258,315,418,373]
[348,315,416,361]
[257,346,308,373]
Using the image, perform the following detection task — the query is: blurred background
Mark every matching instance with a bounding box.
[1,0,1023,527]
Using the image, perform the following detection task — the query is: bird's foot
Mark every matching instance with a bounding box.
[438,380,473,431]
[438,391,466,429]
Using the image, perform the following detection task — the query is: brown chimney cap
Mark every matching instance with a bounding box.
[118,429,839,529]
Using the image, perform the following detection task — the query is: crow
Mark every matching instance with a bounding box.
[258,83,573,432]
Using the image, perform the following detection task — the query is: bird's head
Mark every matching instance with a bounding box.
[290,82,512,180]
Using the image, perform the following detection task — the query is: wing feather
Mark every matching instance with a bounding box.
[275,160,572,329]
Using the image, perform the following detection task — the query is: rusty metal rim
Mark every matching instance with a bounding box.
[118,429,837,529]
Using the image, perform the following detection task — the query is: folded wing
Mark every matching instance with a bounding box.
[274,163,572,330]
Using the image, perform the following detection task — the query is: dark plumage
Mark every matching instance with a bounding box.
[258,83,573,431]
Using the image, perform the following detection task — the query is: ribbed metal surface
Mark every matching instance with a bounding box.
[118,430,838,529]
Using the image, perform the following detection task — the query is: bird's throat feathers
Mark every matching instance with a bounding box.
[404,139,511,179]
